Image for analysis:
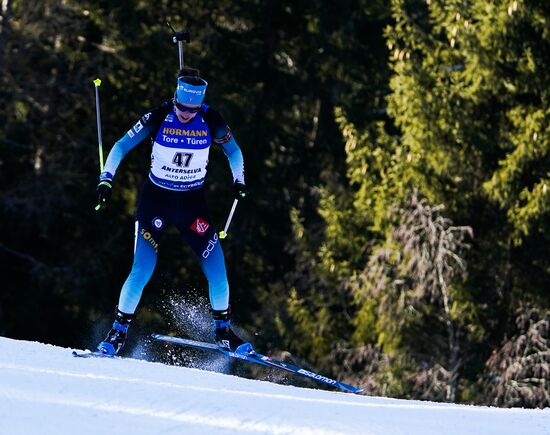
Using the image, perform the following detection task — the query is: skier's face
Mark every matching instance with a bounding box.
[174,101,201,123]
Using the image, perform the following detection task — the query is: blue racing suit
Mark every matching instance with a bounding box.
[100,101,245,314]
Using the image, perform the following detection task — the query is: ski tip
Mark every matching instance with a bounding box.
[341,385,364,394]
[93,78,102,87]
[72,350,115,359]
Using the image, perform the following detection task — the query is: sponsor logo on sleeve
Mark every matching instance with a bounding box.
[133,120,143,134]
[127,129,135,138]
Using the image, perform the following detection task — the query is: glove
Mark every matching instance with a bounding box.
[234,181,249,200]
[96,179,113,208]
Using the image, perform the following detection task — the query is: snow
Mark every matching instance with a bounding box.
[0,337,548,435]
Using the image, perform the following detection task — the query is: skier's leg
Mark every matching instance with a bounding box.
[176,198,229,311]
[118,221,160,314]
[197,231,229,311]
[187,227,251,352]
[117,179,167,314]
[176,191,251,353]
[97,222,160,355]
[98,179,166,355]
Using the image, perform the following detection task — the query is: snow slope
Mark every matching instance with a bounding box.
[0,337,548,435]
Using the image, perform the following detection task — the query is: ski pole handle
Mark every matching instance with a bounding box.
[167,22,190,70]
[219,199,239,239]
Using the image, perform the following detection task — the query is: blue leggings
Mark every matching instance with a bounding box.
[117,179,229,314]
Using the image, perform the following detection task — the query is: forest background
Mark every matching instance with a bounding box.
[1,0,549,408]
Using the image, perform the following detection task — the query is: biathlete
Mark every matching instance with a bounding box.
[95,67,251,355]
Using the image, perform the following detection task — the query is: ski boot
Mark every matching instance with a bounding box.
[212,308,253,354]
[97,308,135,356]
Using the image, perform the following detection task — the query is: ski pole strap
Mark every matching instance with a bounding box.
[219,199,239,239]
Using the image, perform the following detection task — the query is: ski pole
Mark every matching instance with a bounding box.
[177,35,184,69]
[219,199,239,239]
[93,78,104,211]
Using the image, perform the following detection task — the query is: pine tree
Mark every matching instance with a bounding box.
[281,0,550,405]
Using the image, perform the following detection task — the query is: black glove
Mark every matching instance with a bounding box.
[234,181,249,200]
[96,179,113,208]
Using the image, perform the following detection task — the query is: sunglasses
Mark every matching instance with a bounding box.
[174,101,201,113]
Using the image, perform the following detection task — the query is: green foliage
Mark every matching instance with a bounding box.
[470,0,550,245]
[278,0,550,407]
[485,304,550,408]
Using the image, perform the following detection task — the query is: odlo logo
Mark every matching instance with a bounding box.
[202,233,218,259]
[191,217,210,235]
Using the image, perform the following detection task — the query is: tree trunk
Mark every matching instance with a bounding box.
[0,0,12,72]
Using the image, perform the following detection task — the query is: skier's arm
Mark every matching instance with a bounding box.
[100,126,149,180]
[99,102,171,181]
[219,136,245,184]
[202,105,245,183]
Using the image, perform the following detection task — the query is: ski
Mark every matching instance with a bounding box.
[151,333,363,394]
[72,350,117,359]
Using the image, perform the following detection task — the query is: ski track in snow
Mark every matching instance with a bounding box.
[0,337,549,435]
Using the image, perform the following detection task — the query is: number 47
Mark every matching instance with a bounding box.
[172,152,193,167]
